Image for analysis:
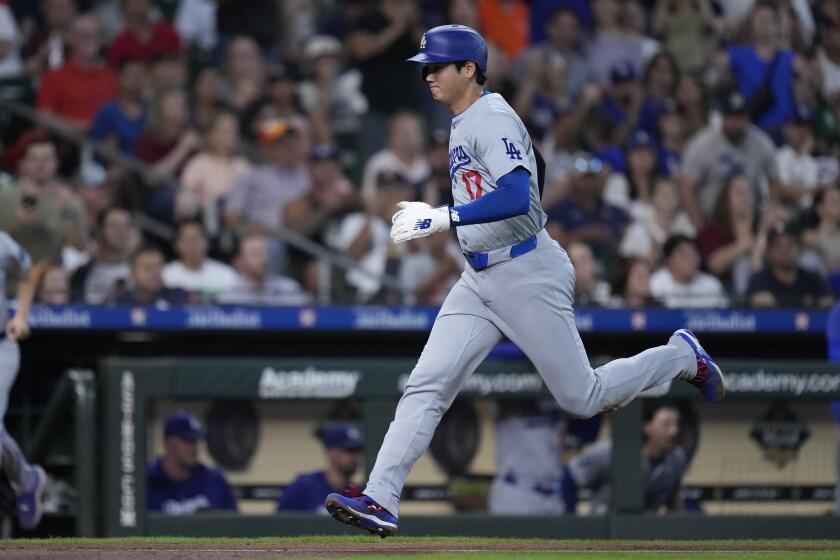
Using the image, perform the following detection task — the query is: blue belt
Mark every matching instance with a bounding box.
[503,472,562,496]
[464,233,539,272]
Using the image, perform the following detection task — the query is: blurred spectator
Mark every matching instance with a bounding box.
[215,0,277,52]
[36,13,117,131]
[546,153,629,258]
[654,100,685,177]
[477,0,529,61]
[698,174,759,298]
[418,128,451,207]
[112,245,190,306]
[89,58,149,155]
[162,219,237,300]
[147,410,238,514]
[361,111,429,203]
[0,1,22,78]
[70,206,135,303]
[619,0,661,66]
[346,0,425,158]
[585,0,643,85]
[177,110,252,238]
[650,234,728,308]
[674,74,708,138]
[568,241,611,307]
[224,119,311,236]
[277,422,364,513]
[652,0,716,75]
[0,137,87,264]
[217,231,310,306]
[108,0,181,66]
[561,402,686,514]
[488,400,566,515]
[653,0,715,73]
[265,67,305,121]
[776,107,821,207]
[619,178,695,262]
[747,223,833,308]
[609,257,658,308]
[174,0,217,54]
[37,264,69,304]
[131,87,197,222]
[637,52,679,137]
[298,35,368,147]
[596,61,644,145]
[22,0,77,76]
[515,7,587,102]
[147,50,188,93]
[816,14,840,98]
[834,400,840,515]
[803,187,840,276]
[222,36,265,113]
[189,65,226,133]
[530,1,593,43]
[325,171,410,303]
[284,144,361,294]
[719,2,796,137]
[677,90,778,230]
[399,232,464,306]
[605,130,660,216]
[512,48,571,142]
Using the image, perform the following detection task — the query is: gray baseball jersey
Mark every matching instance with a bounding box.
[567,440,687,513]
[361,91,698,517]
[0,231,36,495]
[448,92,546,253]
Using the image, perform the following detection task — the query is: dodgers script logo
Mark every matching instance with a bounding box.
[449,145,471,180]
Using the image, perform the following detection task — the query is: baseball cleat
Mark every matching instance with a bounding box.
[325,485,398,538]
[674,329,725,402]
[17,465,46,530]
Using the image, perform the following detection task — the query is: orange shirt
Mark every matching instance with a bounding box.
[36,60,118,128]
[478,0,530,61]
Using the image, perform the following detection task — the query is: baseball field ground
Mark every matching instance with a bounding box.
[2,537,840,559]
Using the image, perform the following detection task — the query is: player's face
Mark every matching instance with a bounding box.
[328,448,361,477]
[645,407,680,452]
[167,436,199,471]
[423,62,469,105]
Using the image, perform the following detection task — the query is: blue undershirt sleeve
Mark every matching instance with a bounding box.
[449,167,530,227]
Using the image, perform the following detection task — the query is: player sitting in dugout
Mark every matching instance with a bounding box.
[560,402,687,514]
[278,422,364,513]
[147,410,238,514]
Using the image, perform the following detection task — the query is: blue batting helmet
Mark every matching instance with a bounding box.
[406,25,488,72]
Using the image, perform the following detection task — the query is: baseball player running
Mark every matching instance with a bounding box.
[0,232,47,529]
[326,25,724,537]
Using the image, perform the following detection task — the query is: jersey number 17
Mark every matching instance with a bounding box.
[462,171,483,200]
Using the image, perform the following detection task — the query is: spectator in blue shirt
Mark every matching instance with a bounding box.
[547,152,629,258]
[89,58,149,154]
[147,410,238,514]
[277,422,364,513]
[721,2,796,140]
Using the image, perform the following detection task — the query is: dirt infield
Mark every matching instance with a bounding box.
[2,539,840,560]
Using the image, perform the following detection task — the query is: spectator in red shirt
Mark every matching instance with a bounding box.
[36,14,118,131]
[108,0,182,66]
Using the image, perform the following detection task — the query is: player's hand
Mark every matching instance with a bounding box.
[6,315,30,342]
[391,201,451,244]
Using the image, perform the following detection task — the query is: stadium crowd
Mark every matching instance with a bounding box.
[0,0,839,308]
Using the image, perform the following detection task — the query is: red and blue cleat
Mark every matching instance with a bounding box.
[325,485,398,538]
[675,329,726,402]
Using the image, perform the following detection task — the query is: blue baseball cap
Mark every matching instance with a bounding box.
[164,410,204,441]
[318,422,364,450]
[627,129,655,151]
